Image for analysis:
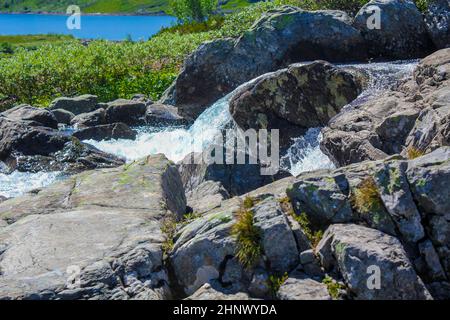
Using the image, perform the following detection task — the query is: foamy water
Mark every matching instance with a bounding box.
[0,171,63,199]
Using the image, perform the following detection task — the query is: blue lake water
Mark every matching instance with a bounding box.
[0,14,177,40]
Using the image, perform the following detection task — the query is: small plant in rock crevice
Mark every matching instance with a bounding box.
[280,197,324,248]
[161,215,178,256]
[268,272,289,298]
[231,199,262,269]
[351,176,383,215]
[406,146,426,160]
[322,275,345,300]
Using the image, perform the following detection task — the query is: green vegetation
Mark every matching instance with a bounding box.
[406,146,426,160]
[0,34,74,53]
[231,197,262,269]
[351,177,383,215]
[322,275,345,300]
[0,0,168,14]
[161,214,178,255]
[0,2,277,109]
[268,272,289,297]
[169,0,218,22]
[0,0,432,110]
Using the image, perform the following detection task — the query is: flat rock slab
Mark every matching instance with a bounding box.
[0,154,186,300]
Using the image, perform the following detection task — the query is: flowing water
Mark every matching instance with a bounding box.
[0,60,418,198]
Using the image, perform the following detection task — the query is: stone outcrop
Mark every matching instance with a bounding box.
[229,61,363,149]
[321,48,450,167]
[169,147,449,300]
[0,155,186,300]
[161,7,368,120]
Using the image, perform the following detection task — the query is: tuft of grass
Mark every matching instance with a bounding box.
[351,177,383,215]
[406,146,425,160]
[231,203,261,269]
[268,272,289,297]
[243,196,255,210]
[161,215,178,256]
[322,275,345,300]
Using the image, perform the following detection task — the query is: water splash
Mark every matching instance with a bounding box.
[280,128,335,176]
[0,171,63,198]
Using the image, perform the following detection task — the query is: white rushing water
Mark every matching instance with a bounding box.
[0,60,418,199]
[0,171,63,198]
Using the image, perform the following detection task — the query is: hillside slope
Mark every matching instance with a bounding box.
[0,0,253,14]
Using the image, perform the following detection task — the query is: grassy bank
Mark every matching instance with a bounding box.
[0,0,254,14]
[0,34,74,52]
[0,2,274,109]
[0,0,431,110]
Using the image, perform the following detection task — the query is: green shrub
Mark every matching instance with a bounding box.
[169,0,218,23]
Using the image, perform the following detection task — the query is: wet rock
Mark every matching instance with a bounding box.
[229,61,363,149]
[71,108,106,128]
[48,95,99,115]
[353,0,434,59]
[51,109,74,125]
[317,224,432,300]
[73,123,137,141]
[277,272,331,300]
[2,104,58,129]
[10,139,124,175]
[0,196,8,203]
[145,104,187,126]
[162,7,367,120]
[0,117,70,160]
[105,99,147,126]
[0,155,186,300]
[425,0,450,49]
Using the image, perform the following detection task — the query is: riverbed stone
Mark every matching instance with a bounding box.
[106,99,147,126]
[2,104,58,129]
[73,123,137,141]
[48,95,99,115]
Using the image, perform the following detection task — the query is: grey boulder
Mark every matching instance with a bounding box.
[48,95,99,115]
